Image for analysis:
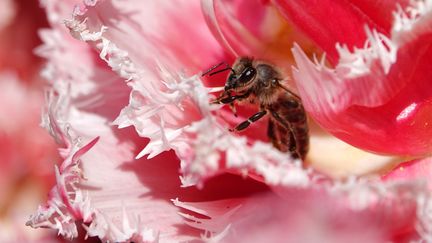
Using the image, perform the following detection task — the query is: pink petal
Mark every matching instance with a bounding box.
[292,2,432,155]
[177,181,427,242]
[382,156,432,239]
[383,157,432,190]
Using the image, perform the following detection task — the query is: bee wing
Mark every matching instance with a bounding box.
[267,119,295,153]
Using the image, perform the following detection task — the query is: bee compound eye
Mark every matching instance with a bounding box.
[224,75,237,90]
[238,67,256,83]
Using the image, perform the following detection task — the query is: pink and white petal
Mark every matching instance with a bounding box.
[383,157,432,190]
[29,1,203,241]
[392,0,432,46]
[28,46,196,243]
[177,180,429,242]
[70,0,224,75]
[26,128,97,240]
[40,0,81,26]
[30,87,273,242]
[292,1,432,156]
[383,160,432,241]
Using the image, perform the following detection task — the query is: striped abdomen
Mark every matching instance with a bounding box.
[267,93,309,160]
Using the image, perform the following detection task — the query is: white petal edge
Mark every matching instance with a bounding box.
[392,0,432,46]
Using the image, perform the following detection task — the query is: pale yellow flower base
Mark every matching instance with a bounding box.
[306,121,404,179]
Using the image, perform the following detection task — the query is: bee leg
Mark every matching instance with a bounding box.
[229,110,267,132]
[211,95,238,116]
[211,92,250,117]
[267,120,281,149]
[270,111,302,159]
[211,92,249,105]
[211,95,236,105]
[268,120,290,152]
[229,103,238,117]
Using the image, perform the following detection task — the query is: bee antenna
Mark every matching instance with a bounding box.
[278,83,301,99]
[202,62,235,77]
[208,67,235,76]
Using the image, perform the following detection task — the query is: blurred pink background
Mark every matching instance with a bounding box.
[0,1,96,242]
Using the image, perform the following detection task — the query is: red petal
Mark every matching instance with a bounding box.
[272,0,385,62]
[347,0,410,34]
[202,0,312,65]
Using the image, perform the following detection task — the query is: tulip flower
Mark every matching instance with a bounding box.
[27,0,432,242]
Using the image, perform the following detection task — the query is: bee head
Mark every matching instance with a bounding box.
[225,58,256,91]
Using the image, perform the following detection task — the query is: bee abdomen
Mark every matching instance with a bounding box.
[270,95,309,160]
[288,105,309,159]
[292,122,309,159]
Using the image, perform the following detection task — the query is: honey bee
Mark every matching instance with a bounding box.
[203,57,309,160]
